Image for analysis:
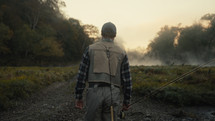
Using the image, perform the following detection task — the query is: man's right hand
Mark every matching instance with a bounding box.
[75,99,83,109]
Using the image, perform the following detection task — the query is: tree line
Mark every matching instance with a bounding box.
[0,0,99,66]
[144,13,215,65]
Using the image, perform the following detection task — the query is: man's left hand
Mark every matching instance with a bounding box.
[122,104,130,111]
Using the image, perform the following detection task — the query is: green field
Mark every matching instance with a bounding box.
[0,66,78,110]
[131,65,215,106]
[0,65,215,110]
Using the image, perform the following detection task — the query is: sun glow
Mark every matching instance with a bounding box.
[62,0,215,50]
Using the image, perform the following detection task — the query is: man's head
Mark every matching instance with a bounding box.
[101,22,117,38]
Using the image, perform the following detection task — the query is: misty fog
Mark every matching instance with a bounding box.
[125,13,215,66]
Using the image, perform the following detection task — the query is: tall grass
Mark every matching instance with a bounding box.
[131,65,215,106]
[0,66,78,110]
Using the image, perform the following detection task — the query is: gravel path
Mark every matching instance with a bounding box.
[0,78,215,121]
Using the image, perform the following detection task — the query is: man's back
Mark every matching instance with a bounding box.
[88,40,126,87]
[75,22,132,121]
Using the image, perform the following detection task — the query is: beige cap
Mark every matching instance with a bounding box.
[101,22,117,38]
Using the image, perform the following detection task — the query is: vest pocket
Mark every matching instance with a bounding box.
[93,50,119,76]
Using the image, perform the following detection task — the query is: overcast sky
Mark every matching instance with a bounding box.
[62,0,215,50]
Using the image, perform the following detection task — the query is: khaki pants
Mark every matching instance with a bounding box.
[84,85,121,121]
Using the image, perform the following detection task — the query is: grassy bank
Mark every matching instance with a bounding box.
[1,65,214,110]
[0,66,78,110]
[131,65,215,106]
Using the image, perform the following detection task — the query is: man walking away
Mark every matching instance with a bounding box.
[75,22,132,121]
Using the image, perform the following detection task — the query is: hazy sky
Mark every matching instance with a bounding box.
[62,0,215,49]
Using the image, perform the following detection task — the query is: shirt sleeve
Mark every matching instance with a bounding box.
[75,47,90,100]
[121,54,132,105]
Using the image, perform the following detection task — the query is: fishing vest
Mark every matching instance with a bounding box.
[88,40,126,87]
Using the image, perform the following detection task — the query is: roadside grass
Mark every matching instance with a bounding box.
[0,66,78,110]
[131,65,215,106]
[1,65,214,110]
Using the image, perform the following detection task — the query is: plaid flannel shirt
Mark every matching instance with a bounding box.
[75,47,132,105]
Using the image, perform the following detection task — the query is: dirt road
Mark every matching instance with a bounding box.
[0,78,214,121]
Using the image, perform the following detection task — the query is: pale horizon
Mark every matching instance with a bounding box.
[62,0,215,50]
